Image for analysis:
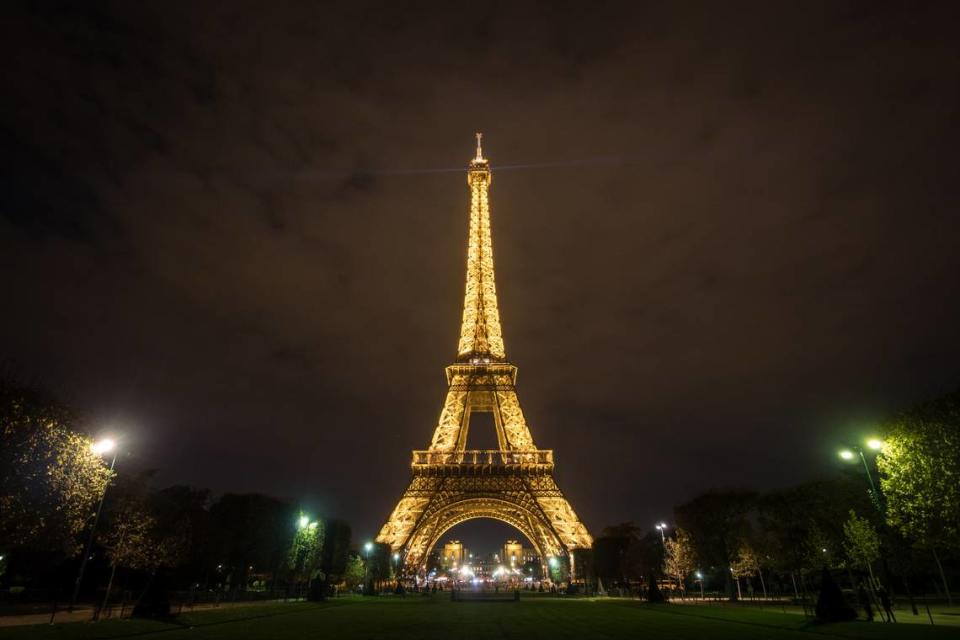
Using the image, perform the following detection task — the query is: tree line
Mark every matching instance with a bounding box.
[583,388,959,613]
[2,376,957,615]
[0,377,393,610]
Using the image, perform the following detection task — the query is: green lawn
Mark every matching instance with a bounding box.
[5,596,957,640]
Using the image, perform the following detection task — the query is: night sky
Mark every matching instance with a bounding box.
[3,1,960,554]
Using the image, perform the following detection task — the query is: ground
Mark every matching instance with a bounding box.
[4,596,958,640]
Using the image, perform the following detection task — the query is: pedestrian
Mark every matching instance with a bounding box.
[877,586,896,623]
[856,583,874,622]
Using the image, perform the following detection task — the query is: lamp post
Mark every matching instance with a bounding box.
[364,542,374,594]
[730,567,742,600]
[838,438,884,513]
[69,438,117,613]
[655,522,668,544]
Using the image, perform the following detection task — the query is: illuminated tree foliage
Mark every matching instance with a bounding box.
[104,505,185,572]
[878,389,960,551]
[100,473,191,573]
[342,553,365,589]
[663,528,696,590]
[548,555,570,585]
[731,540,769,598]
[0,379,112,555]
[288,516,324,583]
[842,510,880,583]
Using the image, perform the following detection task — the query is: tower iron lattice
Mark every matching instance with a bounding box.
[376,135,592,577]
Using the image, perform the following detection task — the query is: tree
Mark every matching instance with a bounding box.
[842,510,880,586]
[150,485,211,588]
[571,548,594,590]
[878,390,960,550]
[663,528,696,593]
[815,567,856,622]
[102,489,188,573]
[878,389,960,603]
[209,493,293,588]
[320,519,352,591]
[647,568,665,602]
[593,522,640,586]
[730,542,767,599]
[343,553,365,590]
[97,472,191,617]
[757,477,869,598]
[548,555,570,585]
[0,379,112,555]
[367,542,393,591]
[288,515,324,595]
[674,491,756,600]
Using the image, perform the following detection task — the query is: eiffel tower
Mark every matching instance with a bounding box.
[377,134,592,577]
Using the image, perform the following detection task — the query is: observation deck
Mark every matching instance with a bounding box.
[411,449,554,475]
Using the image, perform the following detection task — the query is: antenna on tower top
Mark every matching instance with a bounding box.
[475,132,484,161]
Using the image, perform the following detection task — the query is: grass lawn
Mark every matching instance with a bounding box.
[4,595,957,640]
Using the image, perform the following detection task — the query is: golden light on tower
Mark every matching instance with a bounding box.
[458,131,505,361]
[376,136,592,578]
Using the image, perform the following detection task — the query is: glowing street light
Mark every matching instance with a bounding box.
[838,439,885,512]
[91,438,115,455]
[71,436,120,613]
[362,542,375,594]
[655,522,668,544]
[298,515,310,530]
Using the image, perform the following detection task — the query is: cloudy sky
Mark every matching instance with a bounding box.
[3,1,959,551]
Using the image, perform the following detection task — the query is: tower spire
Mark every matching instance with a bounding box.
[459,134,504,361]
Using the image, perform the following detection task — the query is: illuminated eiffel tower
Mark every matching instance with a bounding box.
[377,135,592,577]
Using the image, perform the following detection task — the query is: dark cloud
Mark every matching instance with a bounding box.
[2,0,960,551]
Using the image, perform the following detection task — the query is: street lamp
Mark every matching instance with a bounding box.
[730,567,743,600]
[695,571,705,600]
[91,438,115,455]
[838,438,885,512]
[655,523,668,544]
[298,515,310,529]
[363,542,374,594]
[69,437,118,612]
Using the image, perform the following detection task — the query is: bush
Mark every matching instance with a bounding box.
[815,568,856,622]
